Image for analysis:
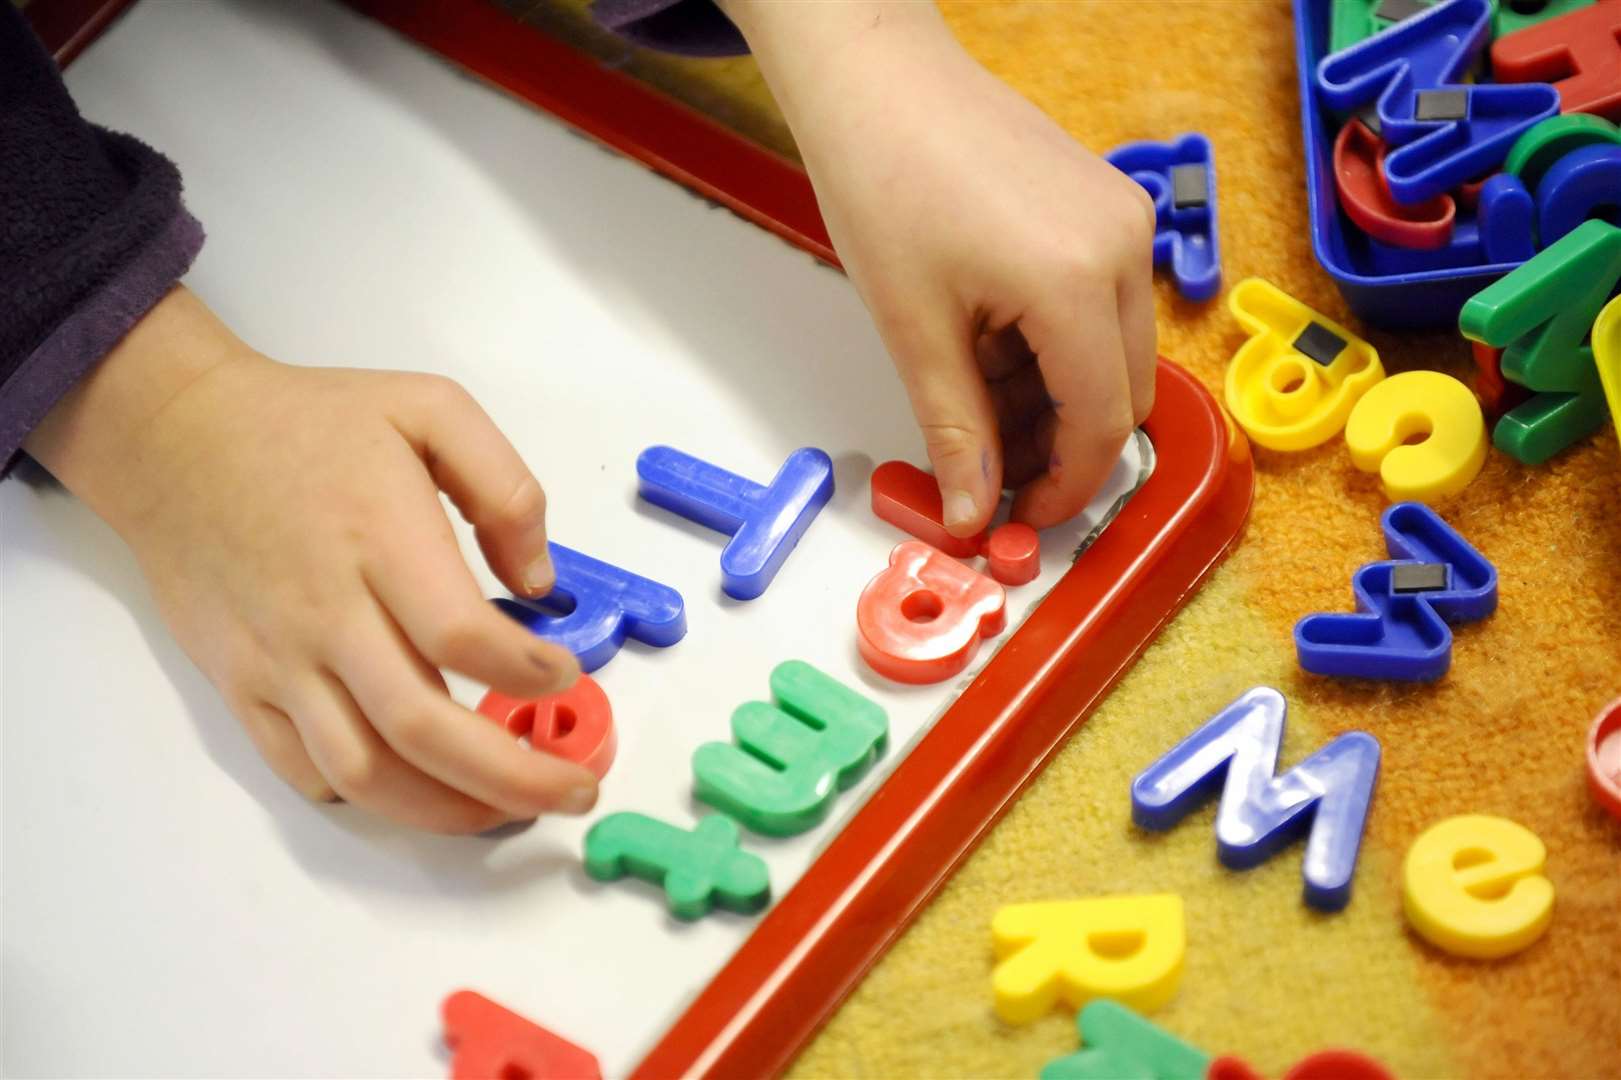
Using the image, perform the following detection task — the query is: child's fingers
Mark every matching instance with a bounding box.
[393,374,555,599]
[1013,284,1136,528]
[1002,410,1059,490]
[1116,262,1158,424]
[361,483,579,700]
[989,363,1051,432]
[975,323,1035,381]
[237,699,336,803]
[882,302,1002,536]
[333,611,600,819]
[281,673,511,834]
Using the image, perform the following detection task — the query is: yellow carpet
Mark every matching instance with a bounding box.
[518,2,1621,1075]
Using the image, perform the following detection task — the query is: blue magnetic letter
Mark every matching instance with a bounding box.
[1105,132,1221,302]
[496,543,685,672]
[1536,143,1621,249]
[1316,0,1559,203]
[1131,687,1381,911]
[636,445,834,601]
[1295,502,1497,682]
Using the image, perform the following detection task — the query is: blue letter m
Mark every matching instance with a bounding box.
[1131,687,1381,911]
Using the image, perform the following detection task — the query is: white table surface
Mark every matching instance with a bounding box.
[0,2,1147,1075]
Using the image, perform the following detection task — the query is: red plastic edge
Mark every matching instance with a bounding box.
[21,0,135,65]
[638,360,1251,1077]
[341,0,837,267]
[37,3,1254,1074]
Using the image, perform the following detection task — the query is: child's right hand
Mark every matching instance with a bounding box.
[24,288,597,833]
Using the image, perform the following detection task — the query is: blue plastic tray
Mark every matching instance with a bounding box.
[1292,0,1520,329]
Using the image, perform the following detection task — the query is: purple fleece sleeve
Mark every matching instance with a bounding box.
[590,0,748,57]
[0,5,204,474]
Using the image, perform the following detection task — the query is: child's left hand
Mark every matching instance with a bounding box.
[723,1,1158,538]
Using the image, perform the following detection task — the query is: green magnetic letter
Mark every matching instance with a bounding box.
[692,660,888,836]
[1041,1000,1212,1080]
[1460,220,1621,464]
[583,812,769,920]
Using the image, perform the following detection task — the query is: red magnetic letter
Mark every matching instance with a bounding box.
[441,990,601,1080]
[476,673,616,779]
[984,522,1041,586]
[1492,0,1621,123]
[857,540,1006,684]
[1283,1050,1395,1080]
[869,460,986,558]
[1333,118,1455,249]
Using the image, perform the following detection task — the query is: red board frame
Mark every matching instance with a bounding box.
[32,0,1253,1074]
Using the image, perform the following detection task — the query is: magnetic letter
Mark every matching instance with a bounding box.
[1131,688,1381,911]
[992,895,1186,1025]
[856,540,1006,684]
[692,661,888,836]
[1344,370,1487,501]
[1040,1000,1211,1080]
[1403,814,1554,958]
[441,990,601,1080]
[1460,219,1621,464]
[583,812,770,920]
[496,544,685,672]
[636,445,833,600]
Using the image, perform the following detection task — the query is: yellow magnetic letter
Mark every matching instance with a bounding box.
[1224,278,1385,451]
[990,894,1184,1025]
[1594,295,1621,456]
[1403,814,1554,959]
[1345,370,1488,501]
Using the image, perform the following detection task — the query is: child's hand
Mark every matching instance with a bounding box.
[725,1,1158,536]
[26,289,593,833]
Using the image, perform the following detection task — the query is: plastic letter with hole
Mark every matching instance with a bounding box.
[1105,133,1221,301]
[1224,278,1385,451]
[856,540,1006,684]
[1131,687,1380,911]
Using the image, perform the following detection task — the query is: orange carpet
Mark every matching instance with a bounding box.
[515,2,1620,1075]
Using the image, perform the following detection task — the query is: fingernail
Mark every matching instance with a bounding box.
[944,489,978,529]
[521,553,554,596]
[559,785,597,815]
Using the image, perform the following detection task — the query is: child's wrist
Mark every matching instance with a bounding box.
[719,0,962,140]
[24,287,260,532]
